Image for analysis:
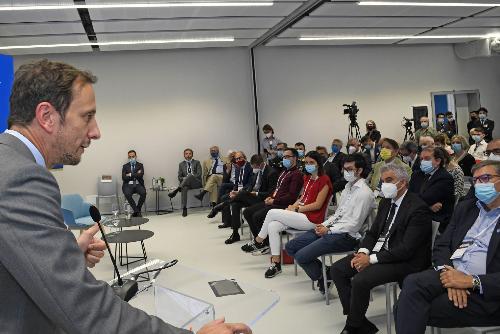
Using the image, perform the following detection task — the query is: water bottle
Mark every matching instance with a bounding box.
[125,203,132,220]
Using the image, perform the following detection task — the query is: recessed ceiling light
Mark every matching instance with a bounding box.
[0,2,274,11]
[0,37,235,50]
[299,34,497,41]
[358,2,500,7]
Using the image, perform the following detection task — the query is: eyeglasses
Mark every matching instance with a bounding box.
[282,155,294,159]
[485,149,500,156]
[473,174,500,184]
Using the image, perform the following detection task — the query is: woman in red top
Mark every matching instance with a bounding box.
[255,151,333,278]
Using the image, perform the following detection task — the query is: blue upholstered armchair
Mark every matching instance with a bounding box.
[61,194,94,228]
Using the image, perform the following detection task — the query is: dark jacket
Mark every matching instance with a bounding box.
[122,162,145,187]
[250,164,278,200]
[457,153,476,177]
[324,160,347,194]
[233,162,253,191]
[177,160,202,184]
[360,192,432,271]
[433,198,500,311]
[330,152,347,175]
[362,146,381,166]
[479,119,495,142]
[272,166,303,207]
[409,167,455,229]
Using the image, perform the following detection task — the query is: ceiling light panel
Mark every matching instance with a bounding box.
[294,16,457,28]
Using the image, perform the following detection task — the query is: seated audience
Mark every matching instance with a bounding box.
[477,107,495,142]
[218,150,238,201]
[295,142,306,172]
[207,151,253,227]
[348,138,371,172]
[409,147,455,232]
[329,138,347,173]
[436,113,452,138]
[195,146,226,207]
[286,154,375,293]
[451,135,475,177]
[223,154,278,244]
[469,127,488,161]
[435,133,454,156]
[319,145,347,195]
[365,120,381,144]
[415,116,438,144]
[269,142,287,173]
[467,110,481,145]
[331,163,432,334]
[395,160,500,334]
[444,150,465,201]
[241,148,303,254]
[369,138,411,192]
[361,134,380,165]
[419,135,435,151]
[445,111,457,139]
[168,148,202,217]
[254,151,332,278]
[122,150,146,217]
[261,123,282,161]
[400,140,420,172]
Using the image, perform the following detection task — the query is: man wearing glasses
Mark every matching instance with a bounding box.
[395,160,500,334]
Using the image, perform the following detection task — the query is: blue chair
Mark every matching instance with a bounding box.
[61,194,94,228]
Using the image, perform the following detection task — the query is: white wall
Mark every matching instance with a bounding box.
[15,47,257,202]
[254,45,500,150]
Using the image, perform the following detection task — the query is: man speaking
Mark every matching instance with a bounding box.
[0,59,251,334]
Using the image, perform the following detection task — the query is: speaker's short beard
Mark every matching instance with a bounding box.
[61,152,81,166]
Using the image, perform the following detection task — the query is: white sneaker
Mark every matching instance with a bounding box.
[251,246,270,256]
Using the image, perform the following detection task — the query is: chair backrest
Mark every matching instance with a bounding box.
[431,220,441,248]
[97,175,117,196]
[324,194,334,221]
[61,194,90,219]
[359,207,377,236]
[61,208,77,227]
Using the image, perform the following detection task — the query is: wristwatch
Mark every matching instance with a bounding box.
[295,206,300,213]
[472,275,481,292]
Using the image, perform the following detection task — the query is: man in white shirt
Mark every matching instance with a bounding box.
[330,163,432,334]
[468,127,488,161]
[285,154,375,293]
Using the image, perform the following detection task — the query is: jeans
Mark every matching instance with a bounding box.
[286,230,359,281]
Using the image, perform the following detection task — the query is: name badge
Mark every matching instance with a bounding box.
[450,242,472,260]
[128,181,134,185]
[373,237,386,253]
[238,185,243,191]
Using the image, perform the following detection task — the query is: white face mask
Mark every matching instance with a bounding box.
[265,132,272,138]
[402,155,413,164]
[381,181,400,199]
[489,154,500,162]
[344,170,358,183]
[348,146,357,155]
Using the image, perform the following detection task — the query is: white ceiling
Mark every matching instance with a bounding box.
[0,0,499,54]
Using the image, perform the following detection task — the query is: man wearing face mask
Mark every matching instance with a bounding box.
[319,145,347,196]
[295,142,306,172]
[477,108,494,143]
[269,142,287,173]
[331,164,432,334]
[286,154,375,293]
[369,138,411,192]
[348,138,371,172]
[364,120,381,144]
[467,110,482,145]
[261,124,282,161]
[445,112,457,139]
[361,134,380,166]
[415,116,438,144]
[400,141,420,172]
[329,138,347,174]
[122,150,147,217]
[409,147,455,232]
[169,148,202,217]
[195,146,226,207]
[468,127,488,161]
[395,160,500,334]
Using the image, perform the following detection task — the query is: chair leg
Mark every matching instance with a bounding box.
[322,255,330,305]
[385,284,392,334]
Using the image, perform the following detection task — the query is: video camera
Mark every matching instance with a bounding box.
[402,117,413,129]
[343,101,359,125]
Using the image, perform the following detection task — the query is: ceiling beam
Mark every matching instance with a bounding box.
[74,0,99,51]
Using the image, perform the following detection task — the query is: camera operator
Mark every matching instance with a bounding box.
[364,120,381,144]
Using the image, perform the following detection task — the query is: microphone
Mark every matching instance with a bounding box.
[89,206,138,302]
[131,259,178,282]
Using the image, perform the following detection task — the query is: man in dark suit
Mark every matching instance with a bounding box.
[467,110,481,145]
[122,150,146,217]
[361,134,380,166]
[207,151,253,227]
[223,154,278,244]
[317,145,347,196]
[330,138,347,174]
[269,142,287,174]
[477,107,495,142]
[168,148,202,217]
[400,141,421,173]
[330,163,432,334]
[409,147,455,232]
[395,160,500,334]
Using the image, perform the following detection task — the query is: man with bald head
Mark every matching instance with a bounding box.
[195,145,226,207]
[415,116,438,144]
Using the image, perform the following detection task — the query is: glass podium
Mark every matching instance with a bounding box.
[108,259,280,332]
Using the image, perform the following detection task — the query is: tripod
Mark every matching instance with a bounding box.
[348,121,361,141]
[404,126,414,142]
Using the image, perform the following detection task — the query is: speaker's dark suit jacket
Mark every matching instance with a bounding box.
[360,191,432,271]
[248,164,278,200]
[433,198,500,310]
[409,167,455,228]
[122,162,145,187]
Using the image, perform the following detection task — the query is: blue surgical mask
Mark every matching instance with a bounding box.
[421,122,429,129]
[277,150,284,158]
[210,152,219,158]
[129,158,136,164]
[479,114,487,120]
[420,160,434,174]
[297,150,305,158]
[451,143,462,153]
[364,144,372,151]
[305,164,317,174]
[282,158,292,169]
[331,145,340,154]
[475,183,499,204]
[472,135,482,143]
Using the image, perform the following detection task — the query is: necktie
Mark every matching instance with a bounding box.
[254,171,262,191]
[188,162,192,174]
[381,203,398,237]
[131,164,136,185]
[420,174,431,194]
[211,159,218,175]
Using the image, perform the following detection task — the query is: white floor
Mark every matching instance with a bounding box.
[88,208,483,334]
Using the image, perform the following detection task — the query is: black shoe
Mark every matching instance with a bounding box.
[218,222,231,229]
[194,191,206,201]
[207,202,225,218]
[225,232,240,244]
[168,188,179,198]
[317,278,332,295]
[182,208,187,217]
[340,325,360,334]
[136,212,143,218]
[264,262,282,278]
[210,202,217,208]
[131,212,138,217]
[360,319,378,334]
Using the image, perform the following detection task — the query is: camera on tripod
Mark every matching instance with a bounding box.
[401,117,415,141]
[402,117,413,129]
[343,101,359,118]
[343,101,360,140]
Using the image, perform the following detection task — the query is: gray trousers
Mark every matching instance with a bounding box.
[179,174,202,208]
